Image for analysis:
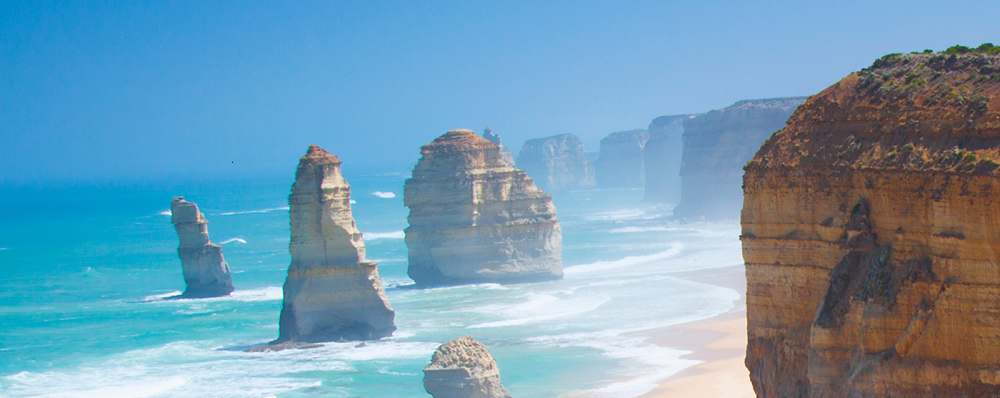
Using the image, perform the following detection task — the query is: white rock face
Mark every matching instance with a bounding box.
[405,129,563,286]
[424,336,513,398]
[275,145,395,343]
[170,197,234,298]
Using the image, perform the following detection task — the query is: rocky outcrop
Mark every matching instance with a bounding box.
[482,126,515,166]
[674,97,805,220]
[405,129,562,286]
[275,145,395,343]
[743,47,1000,397]
[594,129,649,188]
[643,115,692,204]
[170,197,234,298]
[516,134,595,192]
[424,336,512,398]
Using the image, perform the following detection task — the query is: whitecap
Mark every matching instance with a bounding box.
[371,191,396,198]
[0,247,7,251]
[363,231,404,240]
[350,199,357,204]
[563,243,683,275]
[142,291,182,301]
[217,207,289,216]
[157,210,171,216]
[581,209,650,221]
[609,226,675,233]
[218,238,247,245]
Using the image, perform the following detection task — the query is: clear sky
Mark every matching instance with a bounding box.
[4,0,1000,186]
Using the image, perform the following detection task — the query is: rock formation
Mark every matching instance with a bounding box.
[170,197,234,298]
[405,129,562,286]
[275,145,395,343]
[673,97,805,220]
[423,336,512,398]
[515,134,595,192]
[482,126,515,166]
[743,46,1000,397]
[594,129,649,188]
[643,115,692,204]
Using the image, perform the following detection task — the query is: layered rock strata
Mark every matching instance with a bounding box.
[643,115,693,204]
[423,336,512,398]
[482,126,516,166]
[516,134,595,192]
[594,129,649,188]
[405,129,562,286]
[170,197,234,298]
[743,47,1000,397]
[674,97,805,220]
[275,145,395,343]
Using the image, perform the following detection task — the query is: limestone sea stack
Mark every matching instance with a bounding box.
[275,145,395,343]
[594,129,649,188]
[643,115,693,204]
[516,134,595,192]
[405,129,562,286]
[743,46,1000,397]
[170,197,234,298]
[673,97,805,220]
[482,126,516,166]
[423,336,512,398]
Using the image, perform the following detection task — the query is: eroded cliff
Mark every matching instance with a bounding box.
[594,129,648,188]
[643,115,692,204]
[405,129,562,286]
[423,336,512,398]
[516,134,595,192]
[275,145,395,343]
[675,97,805,220]
[170,197,234,298]
[743,46,1000,397]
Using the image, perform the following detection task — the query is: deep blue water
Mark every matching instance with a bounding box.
[0,172,742,398]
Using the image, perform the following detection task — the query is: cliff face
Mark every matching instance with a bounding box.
[674,97,805,220]
[482,126,516,167]
[170,197,234,298]
[516,134,595,192]
[423,336,512,398]
[643,115,692,204]
[405,129,563,286]
[594,129,649,188]
[743,48,1000,397]
[276,145,395,343]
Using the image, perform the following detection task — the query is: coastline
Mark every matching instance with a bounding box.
[636,264,754,398]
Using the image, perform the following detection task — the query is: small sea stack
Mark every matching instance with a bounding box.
[274,145,395,343]
[170,197,234,298]
[423,336,512,398]
[516,133,595,192]
[405,129,563,286]
[482,126,515,166]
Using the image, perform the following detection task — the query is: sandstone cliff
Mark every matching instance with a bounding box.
[482,126,516,166]
[643,115,692,204]
[424,336,512,398]
[743,46,1000,397]
[405,129,562,286]
[594,129,649,188]
[516,134,595,192]
[275,145,395,343]
[170,197,234,298]
[674,97,805,220]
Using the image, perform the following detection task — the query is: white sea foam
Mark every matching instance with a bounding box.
[142,291,183,301]
[363,231,404,240]
[157,210,171,216]
[350,199,357,204]
[581,209,655,221]
[0,247,7,251]
[609,226,675,233]
[218,238,247,245]
[372,191,396,198]
[217,207,288,216]
[564,243,683,275]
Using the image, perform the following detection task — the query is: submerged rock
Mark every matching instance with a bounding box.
[643,114,693,204]
[594,129,649,188]
[516,134,595,192]
[170,197,234,298]
[275,145,395,343]
[672,97,805,220]
[482,126,515,166]
[423,336,512,398]
[405,129,562,286]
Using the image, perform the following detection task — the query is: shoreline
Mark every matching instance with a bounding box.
[635,264,754,398]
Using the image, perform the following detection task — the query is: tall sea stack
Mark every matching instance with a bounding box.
[170,197,234,298]
[594,129,649,188]
[516,134,595,192]
[405,129,562,286]
[643,115,692,204]
[743,47,1000,396]
[275,145,395,343]
[673,97,805,220]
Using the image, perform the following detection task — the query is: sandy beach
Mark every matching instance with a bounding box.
[638,264,755,398]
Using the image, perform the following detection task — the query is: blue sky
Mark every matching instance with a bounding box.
[3,1,1000,185]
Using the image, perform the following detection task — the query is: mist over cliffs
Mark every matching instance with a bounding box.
[594,129,649,188]
[516,134,595,192]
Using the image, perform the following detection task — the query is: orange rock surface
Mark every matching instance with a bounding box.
[743,48,1000,397]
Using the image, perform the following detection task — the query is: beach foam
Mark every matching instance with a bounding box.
[217,207,288,216]
[363,231,404,240]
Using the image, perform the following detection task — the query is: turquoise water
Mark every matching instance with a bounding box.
[0,172,742,398]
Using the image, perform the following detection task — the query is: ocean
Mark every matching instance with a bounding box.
[0,171,743,398]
